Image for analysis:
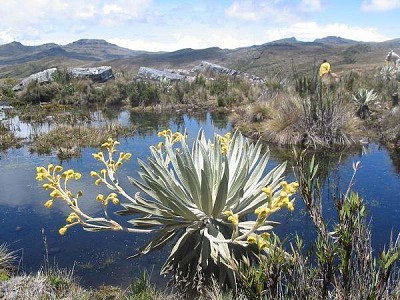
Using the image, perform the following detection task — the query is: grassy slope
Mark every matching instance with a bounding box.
[0,38,399,80]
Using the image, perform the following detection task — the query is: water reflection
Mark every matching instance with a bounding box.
[0,110,232,288]
[1,108,400,289]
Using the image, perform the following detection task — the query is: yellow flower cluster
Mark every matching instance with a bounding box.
[66,212,79,224]
[101,138,120,153]
[157,129,185,145]
[255,181,299,221]
[36,164,86,235]
[217,132,231,155]
[92,139,132,173]
[96,193,119,206]
[36,165,83,207]
[223,209,239,226]
[247,232,271,250]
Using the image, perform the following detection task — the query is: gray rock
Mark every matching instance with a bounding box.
[69,66,113,82]
[13,66,114,91]
[191,61,240,76]
[13,68,57,91]
[137,67,185,82]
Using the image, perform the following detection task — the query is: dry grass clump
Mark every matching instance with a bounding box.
[235,91,361,147]
[30,123,136,159]
[0,122,20,150]
[379,106,400,148]
[0,269,93,300]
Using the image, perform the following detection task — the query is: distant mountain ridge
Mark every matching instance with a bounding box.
[0,39,145,67]
[0,36,399,79]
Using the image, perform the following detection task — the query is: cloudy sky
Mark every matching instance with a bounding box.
[0,0,399,52]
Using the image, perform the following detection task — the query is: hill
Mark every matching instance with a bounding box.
[0,37,399,79]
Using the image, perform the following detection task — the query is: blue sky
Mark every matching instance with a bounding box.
[0,0,399,51]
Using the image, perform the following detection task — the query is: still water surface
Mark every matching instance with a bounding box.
[0,109,399,287]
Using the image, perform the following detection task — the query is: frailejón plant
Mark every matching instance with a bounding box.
[36,129,297,289]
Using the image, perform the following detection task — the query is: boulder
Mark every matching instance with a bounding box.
[137,67,185,82]
[13,66,114,91]
[69,66,113,82]
[13,68,57,91]
[192,61,240,76]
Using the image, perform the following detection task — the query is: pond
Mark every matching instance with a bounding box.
[0,108,400,288]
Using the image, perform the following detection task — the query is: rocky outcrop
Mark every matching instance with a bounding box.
[134,61,265,85]
[137,67,185,82]
[13,68,57,91]
[69,66,113,82]
[191,61,240,76]
[13,66,113,91]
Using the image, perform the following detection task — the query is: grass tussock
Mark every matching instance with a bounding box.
[0,122,20,150]
[30,123,136,159]
[236,91,361,147]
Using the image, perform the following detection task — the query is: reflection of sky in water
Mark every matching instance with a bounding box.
[0,110,233,287]
[1,110,400,288]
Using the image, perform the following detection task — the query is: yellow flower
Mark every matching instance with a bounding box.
[96,194,104,202]
[112,198,120,205]
[95,179,102,186]
[92,152,104,160]
[291,182,299,188]
[279,191,288,198]
[227,214,239,226]
[258,239,268,250]
[123,153,132,160]
[100,169,107,175]
[223,209,233,216]
[280,196,290,204]
[58,227,67,235]
[157,142,164,151]
[54,166,63,172]
[50,190,61,198]
[74,173,82,180]
[44,200,53,209]
[36,166,46,174]
[287,202,295,212]
[247,235,257,244]
[90,171,98,177]
[42,183,51,190]
[260,232,270,240]
[262,186,272,197]
[36,173,46,181]
[255,206,271,218]
[101,142,110,148]
[66,212,78,223]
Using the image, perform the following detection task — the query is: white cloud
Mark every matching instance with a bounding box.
[361,0,400,11]
[110,31,259,52]
[0,30,14,44]
[264,22,389,42]
[300,0,322,12]
[225,0,295,22]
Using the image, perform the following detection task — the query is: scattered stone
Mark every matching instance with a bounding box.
[137,67,185,82]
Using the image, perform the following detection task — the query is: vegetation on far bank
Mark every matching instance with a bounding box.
[1,62,400,153]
